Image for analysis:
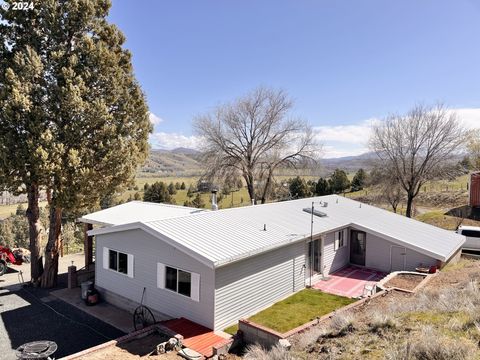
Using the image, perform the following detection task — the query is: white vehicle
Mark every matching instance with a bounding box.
[457,225,480,251]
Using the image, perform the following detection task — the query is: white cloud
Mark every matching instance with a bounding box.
[450,108,480,130]
[148,107,480,156]
[150,132,202,150]
[149,112,163,125]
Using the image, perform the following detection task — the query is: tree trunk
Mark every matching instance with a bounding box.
[260,170,274,204]
[41,206,62,288]
[405,193,414,218]
[26,183,44,284]
[244,173,255,203]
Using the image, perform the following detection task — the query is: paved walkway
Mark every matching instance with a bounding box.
[313,266,387,298]
[51,287,134,334]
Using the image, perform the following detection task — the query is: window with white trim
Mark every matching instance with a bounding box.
[334,229,347,251]
[109,249,128,274]
[157,263,200,301]
[165,266,192,297]
[103,247,134,278]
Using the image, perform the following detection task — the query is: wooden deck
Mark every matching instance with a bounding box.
[160,318,229,358]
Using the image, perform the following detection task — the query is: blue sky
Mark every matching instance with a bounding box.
[109,0,480,157]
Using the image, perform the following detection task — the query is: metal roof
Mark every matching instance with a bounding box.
[78,201,205,226]
[89,195,465,268]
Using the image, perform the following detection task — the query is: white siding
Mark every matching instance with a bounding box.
[323,229,350,275]
[95,229,215,329]
[364,231,438,272]
[214,241,305,330]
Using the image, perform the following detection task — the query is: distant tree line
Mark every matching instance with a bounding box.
[285,168,367,200]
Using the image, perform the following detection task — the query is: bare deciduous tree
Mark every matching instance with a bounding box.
[194,87,319,204]
[369,166,403,213]
[370,104,467,217]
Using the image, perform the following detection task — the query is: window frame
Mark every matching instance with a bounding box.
[335,229,347,251]
[108,249,129,275]
[164,265,193,298]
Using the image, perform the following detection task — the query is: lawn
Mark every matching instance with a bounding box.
[226,289,356,334]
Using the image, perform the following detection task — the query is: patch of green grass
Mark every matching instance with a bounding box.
[0,201,48,220]
[248,289,356,333]
[224,324,238,335]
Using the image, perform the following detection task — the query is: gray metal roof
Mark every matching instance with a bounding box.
[78,201,205,226]
[89,195,465,267]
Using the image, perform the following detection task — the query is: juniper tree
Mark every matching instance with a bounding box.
[0,0,151,287]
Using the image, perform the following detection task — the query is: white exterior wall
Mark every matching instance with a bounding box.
[363,230,438,272]
[323,229,350,275]
[95,229,215,329]
[214,241,306,330]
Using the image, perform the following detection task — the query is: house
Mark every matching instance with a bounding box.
[79,195,465,331]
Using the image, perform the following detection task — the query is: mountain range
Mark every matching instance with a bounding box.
[141,148,378,176]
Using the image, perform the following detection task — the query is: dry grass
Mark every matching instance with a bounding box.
[244,344,293,360]
[289,259,480,359]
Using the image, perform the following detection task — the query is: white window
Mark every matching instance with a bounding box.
[103,247,134,278]
[157,263,200,301]
[334,229,348,251]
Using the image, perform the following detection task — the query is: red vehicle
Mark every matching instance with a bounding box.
[0,246,23,276]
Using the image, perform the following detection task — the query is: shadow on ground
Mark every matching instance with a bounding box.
[0,281,125,358]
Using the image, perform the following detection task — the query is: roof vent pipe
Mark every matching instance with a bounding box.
[252,198,255,206]
[211,190,218,211]
[263,224,267,231]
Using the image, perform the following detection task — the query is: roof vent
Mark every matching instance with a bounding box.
[263,224,267,231]
[322,202,328,207]
[211,190,218,211]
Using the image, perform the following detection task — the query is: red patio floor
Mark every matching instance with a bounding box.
[160,317,229,358]
[313,266,387,298]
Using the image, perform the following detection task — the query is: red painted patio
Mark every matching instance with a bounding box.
[313,266,387,298]
[160,317,229,358]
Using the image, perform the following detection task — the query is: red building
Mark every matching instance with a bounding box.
[469,172,480,208]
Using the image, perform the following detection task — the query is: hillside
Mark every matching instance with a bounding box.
[141,148,203,176]
[141,148,381,176]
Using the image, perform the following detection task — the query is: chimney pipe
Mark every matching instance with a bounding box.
[211,190,218,211]
[251,198,255,206]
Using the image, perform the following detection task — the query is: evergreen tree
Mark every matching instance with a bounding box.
[351,168,367,192]
[167,182,177,195]
[191,193,205,208]
[143,182,174,204]
[180,182,186,190]
[175,182,181,190]
[329,169,350,194]
[315,177,331,195]
[288,176,311,199]
[0,1,151,287]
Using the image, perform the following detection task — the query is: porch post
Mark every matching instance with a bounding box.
[83,223,93,269]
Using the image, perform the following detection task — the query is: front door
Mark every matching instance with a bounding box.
[350,230,366,266]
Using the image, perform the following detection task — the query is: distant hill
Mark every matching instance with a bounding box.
[141,148,203,176]
[321,152,379,174]
[140,148,382,177]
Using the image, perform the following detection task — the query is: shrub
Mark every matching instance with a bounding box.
[328,312,355,336]
[244,344,292,360]
[369,312,396,333]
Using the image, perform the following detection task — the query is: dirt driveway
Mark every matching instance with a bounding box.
[1,253,85,288]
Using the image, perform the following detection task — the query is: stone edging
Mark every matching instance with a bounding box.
[377,271,437,294]
[239,289,390,341]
